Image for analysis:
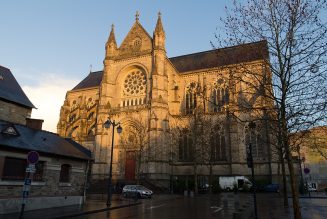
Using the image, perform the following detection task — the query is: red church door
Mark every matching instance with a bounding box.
[125,151,136,181]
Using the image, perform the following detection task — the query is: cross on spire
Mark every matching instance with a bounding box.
[135,11,140,21]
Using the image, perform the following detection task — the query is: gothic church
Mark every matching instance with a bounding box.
[57,13,277,189]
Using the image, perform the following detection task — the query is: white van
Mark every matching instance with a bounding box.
[219,176,252,191]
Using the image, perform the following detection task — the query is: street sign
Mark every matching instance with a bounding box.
[27,151,39,164]
[304,167,310,174]
[26,164,36,173]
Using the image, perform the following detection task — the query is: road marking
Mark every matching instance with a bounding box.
[211,206,223,213]
[147,204,166,209]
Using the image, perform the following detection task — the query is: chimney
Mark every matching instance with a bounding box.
[26,118,44,130]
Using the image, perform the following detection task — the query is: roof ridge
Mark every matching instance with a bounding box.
[90,70,103,74]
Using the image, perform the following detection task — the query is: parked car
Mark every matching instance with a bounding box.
[264,183,280,193]
[122,185,153,199]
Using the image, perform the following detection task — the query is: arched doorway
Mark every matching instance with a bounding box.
[119,118,148,182]
[125,151,136,180]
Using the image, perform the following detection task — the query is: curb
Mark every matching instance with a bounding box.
[288,196,327,199]
[51,202,141,219]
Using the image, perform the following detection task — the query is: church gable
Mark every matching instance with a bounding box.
[118,21,153,57]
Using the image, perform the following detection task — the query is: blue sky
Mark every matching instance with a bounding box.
[1,1,326,132]
[1,0,230,86]
[0,0,231,132]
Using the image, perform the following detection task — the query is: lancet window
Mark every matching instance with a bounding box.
[210,125,226,161]
[211,78,229,112]
[178,129,194,162]
[244,123,264,159]
[185,82,198,114]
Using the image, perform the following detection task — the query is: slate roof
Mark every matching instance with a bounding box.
[72,71,103,91]
[0,66,35,108]
[0,120,92,160]
[169,40,269,73]
[70,40,268,91]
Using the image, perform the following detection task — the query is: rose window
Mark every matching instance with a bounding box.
[123,70,146,95]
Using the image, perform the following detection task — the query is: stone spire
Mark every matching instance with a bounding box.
[105,24,117,58]
[153,11,165,50]
[106,24,117,48]
[154,12,164,34]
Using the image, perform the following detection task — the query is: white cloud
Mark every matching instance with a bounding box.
[22,74,78,133]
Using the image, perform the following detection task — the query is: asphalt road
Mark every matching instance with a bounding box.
[75,193,327,219]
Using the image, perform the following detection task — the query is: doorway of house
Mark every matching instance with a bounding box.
[125,151,136,181]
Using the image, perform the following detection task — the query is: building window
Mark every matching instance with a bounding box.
[185,82,198,114]
[59,164,71,183]
[210,125,226,161]
[1,157,44,181]
[244,123,264,159]
[123,70,146,95]
[178,131,194,162]
[211,79,229,112]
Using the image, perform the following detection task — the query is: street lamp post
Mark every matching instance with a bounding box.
[104,118,122,207]
[247,121,258,219]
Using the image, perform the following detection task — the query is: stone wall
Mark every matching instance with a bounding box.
[0,151,88,214]
[0,100,31,125]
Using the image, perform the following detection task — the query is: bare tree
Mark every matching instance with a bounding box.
[212,1,327,218]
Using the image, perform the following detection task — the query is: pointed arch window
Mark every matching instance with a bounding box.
[244,123,264,159]
[178,129,194,162]
[212,79,229,112]
[185,82,198,114]
[210,125,226,161]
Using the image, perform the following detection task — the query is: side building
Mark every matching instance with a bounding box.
[0,66,92,214]
[57,13,279,191]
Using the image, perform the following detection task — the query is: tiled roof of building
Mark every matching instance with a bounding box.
[169,40,269,73]
[71,40,268,91]
[0,66,35,108]
[72,71,103,91]
[0,120,92,160]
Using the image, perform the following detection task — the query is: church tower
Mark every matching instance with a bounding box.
[147,12,170,184]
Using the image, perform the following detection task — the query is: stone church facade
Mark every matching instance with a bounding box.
[57,13,278,189]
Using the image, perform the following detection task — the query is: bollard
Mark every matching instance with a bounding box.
[189,191,194,197]
[184,190,188,196]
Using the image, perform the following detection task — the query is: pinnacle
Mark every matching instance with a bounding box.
[107,23,117,46]
[155,11,164,34]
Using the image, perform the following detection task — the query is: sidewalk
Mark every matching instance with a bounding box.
[0,195,140,219]
[298,191,327,199]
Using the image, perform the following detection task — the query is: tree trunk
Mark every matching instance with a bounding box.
[281,114,301,219]
[285,143,301,219]
[279,146,289,208]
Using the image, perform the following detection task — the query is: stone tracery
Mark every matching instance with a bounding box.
[123,70,146,96]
